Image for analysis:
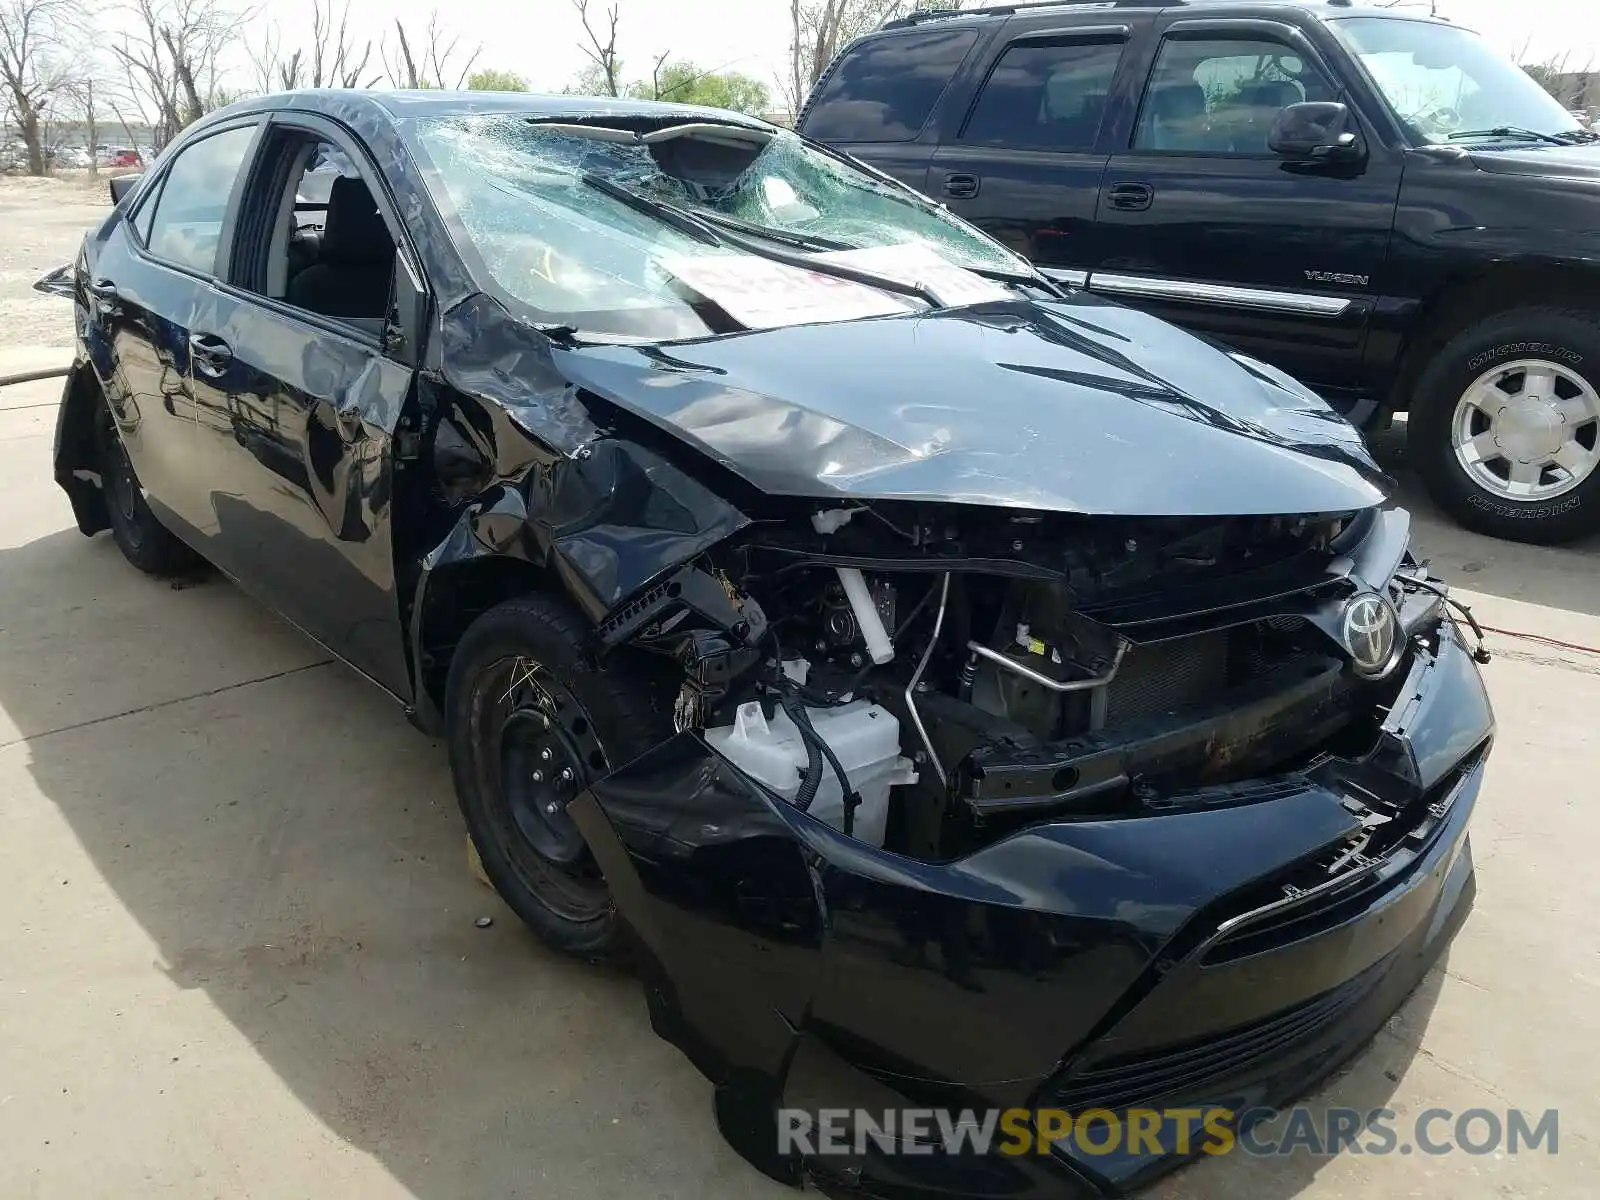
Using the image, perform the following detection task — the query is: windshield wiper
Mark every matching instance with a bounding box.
[581,171,946,307]
[1446,126,1571,146]
[684,209,853,252]
[579,171,725,245]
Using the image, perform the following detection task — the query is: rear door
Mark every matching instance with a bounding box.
[83,122,261,543]
[927,17,1153,283]
[188,113,420,696]
[1086,16,1403,399]
[797,24,985,192]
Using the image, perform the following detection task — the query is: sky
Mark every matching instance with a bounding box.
[107,0,1600,110]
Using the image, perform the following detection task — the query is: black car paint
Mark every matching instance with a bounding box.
[555,298,1390,515]
[51,89,1488,1199]
[801,2,1600,420]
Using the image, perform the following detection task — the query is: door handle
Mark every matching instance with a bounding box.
[1108,182,1154,211]
[188,332,233,375]
[942,172,980,199]
[88,277,121,313]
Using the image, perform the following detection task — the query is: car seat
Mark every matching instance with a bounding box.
[285,175,395,320]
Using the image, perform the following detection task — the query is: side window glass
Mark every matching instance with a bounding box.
[1134,37,1337,154]
[130,178,163,244]
[144,126,256,273]
[962,39,1125,150]
[801,29,978,142]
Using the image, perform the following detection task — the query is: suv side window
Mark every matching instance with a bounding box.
[1133,36,1336,154]
[801,28,978,142]
[962,38,1125,150]
[143,125,257,273]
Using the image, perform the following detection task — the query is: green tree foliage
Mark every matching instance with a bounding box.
[468,67,528,91]
[627,62,770,114]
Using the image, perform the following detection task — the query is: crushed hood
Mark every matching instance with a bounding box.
[555,296,1388,517]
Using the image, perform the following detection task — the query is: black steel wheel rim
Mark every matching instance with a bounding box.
[104,416,140,524]
[483,658,612,921]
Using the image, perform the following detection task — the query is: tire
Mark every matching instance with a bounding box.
[96,400,201,575]
[444,593,671,959]
[1409,308,1600,544]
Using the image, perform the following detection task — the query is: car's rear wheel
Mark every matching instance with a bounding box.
[444,593,670,959]
[1410,308,1600,543]
[96,402,201,576]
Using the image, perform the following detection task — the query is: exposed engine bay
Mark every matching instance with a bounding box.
[621,499,1451,863]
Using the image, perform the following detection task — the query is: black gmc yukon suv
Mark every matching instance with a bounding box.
[798,0,1600,544]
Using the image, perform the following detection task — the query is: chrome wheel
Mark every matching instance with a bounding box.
[1451,358,1600,501]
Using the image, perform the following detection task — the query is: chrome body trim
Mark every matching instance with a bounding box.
[1088,272,1354,317]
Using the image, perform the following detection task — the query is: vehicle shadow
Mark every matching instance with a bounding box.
[0,525,1450,1200]
[0,527,765,1198]
[1371,420,1600,622]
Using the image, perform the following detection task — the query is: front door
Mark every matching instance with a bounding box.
[1087,17,1403,400]
[188,120,417,696]
[929,22,1151,284]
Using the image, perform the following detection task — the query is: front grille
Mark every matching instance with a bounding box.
[1105,632,1230,724]
[1043,958,1388,1112]
[1104,621,1314,727]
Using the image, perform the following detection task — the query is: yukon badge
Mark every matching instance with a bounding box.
[1305,269,1370,287]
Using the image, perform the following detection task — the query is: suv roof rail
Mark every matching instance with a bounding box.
[883,0,1178,30]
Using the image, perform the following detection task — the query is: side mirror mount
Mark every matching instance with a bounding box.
[384,253,428,368]
[108,173,142,206]
[1269,102,1362,162]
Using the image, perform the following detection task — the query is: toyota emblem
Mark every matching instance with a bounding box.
[1341,592,1400,677]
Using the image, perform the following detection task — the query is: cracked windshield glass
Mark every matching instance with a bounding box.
[413,115,1027,339]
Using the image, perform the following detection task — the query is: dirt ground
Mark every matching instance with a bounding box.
[0,175,109,350]
[2,176,1597,1199]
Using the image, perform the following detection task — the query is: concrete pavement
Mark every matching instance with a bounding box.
[2,372,1598,1198]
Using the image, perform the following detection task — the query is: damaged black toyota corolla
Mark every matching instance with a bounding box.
[47,91,1492,1196]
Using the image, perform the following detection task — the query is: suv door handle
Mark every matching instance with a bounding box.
[1108,182,1154,211]
[188,332,233,375]
[942,172,980,199]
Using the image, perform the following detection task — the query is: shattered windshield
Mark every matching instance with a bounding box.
[412,115,1029,340]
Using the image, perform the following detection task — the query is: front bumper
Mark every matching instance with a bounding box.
[573,617,1492,1198]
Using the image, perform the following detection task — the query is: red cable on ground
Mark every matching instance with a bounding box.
[1478,625,1600,658]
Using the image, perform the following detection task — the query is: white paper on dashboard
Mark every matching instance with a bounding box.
[658,254,913,328]
[810,243,1014,307]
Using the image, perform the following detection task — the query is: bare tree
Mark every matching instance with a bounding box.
[380,10,480,89]
[60,71,98,173]
[785,0,970,114]
[786,0,903,115]
[112,0,244,148]
[0,0,82,174]
[572,0,620,97]
[252,0,377,93]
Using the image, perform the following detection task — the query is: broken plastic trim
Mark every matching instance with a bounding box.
[528,120,776,147]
